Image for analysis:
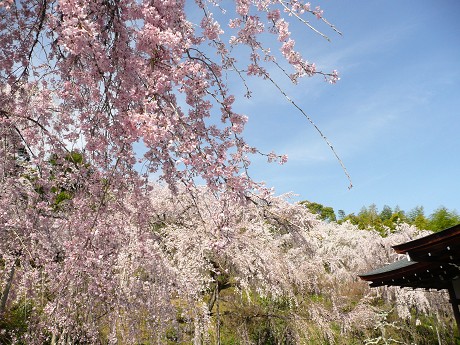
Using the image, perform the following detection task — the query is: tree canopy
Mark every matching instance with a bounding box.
[0,0,348,342]
[304,202,460,235]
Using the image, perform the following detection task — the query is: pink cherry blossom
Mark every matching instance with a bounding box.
[0,1,374,343]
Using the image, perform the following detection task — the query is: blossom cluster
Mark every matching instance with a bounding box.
[0,155,452,342]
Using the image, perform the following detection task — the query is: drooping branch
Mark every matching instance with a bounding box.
[259,70,353,189]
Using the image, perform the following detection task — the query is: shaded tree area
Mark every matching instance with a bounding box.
[302,202,460,235]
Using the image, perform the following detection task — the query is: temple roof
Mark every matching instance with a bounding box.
[359,257,416,277]
[359,224,460,290]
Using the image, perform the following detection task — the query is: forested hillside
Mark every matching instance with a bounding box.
[301,201,460,235]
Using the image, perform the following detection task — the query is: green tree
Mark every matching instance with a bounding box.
[300,201,337,222]
[339,212,359,226]
[379,205,393,222]
[388,206,407,226]
[407,206,429,230]
[428,206,460,232]
[355,204,382,230]
[378,205,398,230]
[338,203,460,235]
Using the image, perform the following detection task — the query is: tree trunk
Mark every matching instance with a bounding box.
[216,284,220,345]
[0,258,18,316]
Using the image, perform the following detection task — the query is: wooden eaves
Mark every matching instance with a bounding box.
[359,224,460,333]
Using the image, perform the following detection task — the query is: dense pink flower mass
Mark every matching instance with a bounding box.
[0,0,341,199]
[1,1,450,344]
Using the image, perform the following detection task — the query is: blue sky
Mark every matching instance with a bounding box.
[228,1,460,216]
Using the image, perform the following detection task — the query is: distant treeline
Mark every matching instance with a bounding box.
[300,201,460,234]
